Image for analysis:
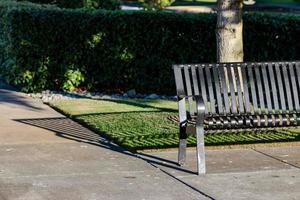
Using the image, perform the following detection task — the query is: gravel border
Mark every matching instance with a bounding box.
[27,89,177,103]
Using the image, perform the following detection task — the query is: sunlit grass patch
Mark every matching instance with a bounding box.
[50,99,300,150]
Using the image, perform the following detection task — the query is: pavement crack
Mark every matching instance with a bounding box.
[138,155,216,200]
[251,148,300,170]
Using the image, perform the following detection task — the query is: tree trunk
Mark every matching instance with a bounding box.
[216,0,244,63]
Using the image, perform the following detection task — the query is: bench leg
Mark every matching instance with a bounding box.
[178,125,187,166]
[196,124,206,174]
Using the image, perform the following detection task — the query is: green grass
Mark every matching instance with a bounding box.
[50,98,300,151]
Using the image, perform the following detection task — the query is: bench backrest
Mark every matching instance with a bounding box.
[173,61,300,116]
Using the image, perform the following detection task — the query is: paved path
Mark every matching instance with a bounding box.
[121,2,300,14]
[0,86,299,200]
[165,4,300,14]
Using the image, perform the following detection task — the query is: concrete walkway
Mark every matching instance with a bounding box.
[121,2,300,14]
[0,86,299,200]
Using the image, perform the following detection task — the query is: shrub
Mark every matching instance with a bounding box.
[84,0,120,10]
[63,69,85,91]
[243,12,300,61]
[140,0,174,11]
[0,1,299,94]
[16,0,84,8]
[16,0,121,10]
[0,2,217,93]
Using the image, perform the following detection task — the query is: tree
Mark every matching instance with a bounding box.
[216,0,244,63]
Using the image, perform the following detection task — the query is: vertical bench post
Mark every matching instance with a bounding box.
[178,97,187,165]
[173,65,188,165]
[196,96,206,174]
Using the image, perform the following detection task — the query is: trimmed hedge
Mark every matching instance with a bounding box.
[244,13,300,61]
[0,1,300,93]
[16,0,121,10]
[17,0,84,8]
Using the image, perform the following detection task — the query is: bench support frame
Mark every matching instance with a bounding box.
[178,95,206,174]
[173,61,300,175]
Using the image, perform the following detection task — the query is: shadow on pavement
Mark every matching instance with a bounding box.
[15,117,191,173]
[0,80,43,111]
[14,117,216,199]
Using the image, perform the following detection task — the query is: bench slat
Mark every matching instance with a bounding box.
[227,65,238,114]
[292,63,300,111]
[268,63,279,111]
[275,63,286,111]
[248,64,258,114]
[295,63,300,102]
[184,66,195,114]
[191,65,200,96]
[213,65,224,114]
[220,66,231,114]
[174,66,185,97]
[282,63,293,111]
[205,66,216,114]
[241,64,251,113]
[234,66,245,113]
[254,64,265,113]
[198,66,210,114]
[261,64,273,112]
[198,66,209,114]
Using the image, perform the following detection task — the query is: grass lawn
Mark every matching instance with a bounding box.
[50,98,300,151]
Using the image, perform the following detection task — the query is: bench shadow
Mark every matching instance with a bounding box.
[14,117,195,175]
[14,117,218,199]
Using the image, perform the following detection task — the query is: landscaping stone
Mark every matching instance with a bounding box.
[126,89,136,97]
[136,93,145,98]
[145,93,160,99]
[170,95,177,100]
[91,95,102,100]
[111,94,122,99]
[85,92,92,98]
[101,95,112,100]
[28,90,177,103]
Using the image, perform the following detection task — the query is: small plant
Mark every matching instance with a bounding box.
[63,69,85,91]
[84,0,121,10]
[140,0,174,11]
[17,0,121,10]
[17,0,84,8]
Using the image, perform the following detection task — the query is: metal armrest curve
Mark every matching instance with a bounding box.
[177,94,206,124]
[195,95,205,126]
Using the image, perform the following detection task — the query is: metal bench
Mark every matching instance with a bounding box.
[173,61,300,174]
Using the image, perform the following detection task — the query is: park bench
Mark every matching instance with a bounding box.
[173,61,300,174]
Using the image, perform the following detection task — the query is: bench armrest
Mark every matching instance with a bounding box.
[177,95,206,124]
[195,95,205,126]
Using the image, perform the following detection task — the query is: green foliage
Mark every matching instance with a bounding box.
[84,0,121,10]
[140,0,174,10]
[243,12,300,61]
[50,99,300,150]
[54,0,84,8]
[16,0,121,10]
[0,1,299,93]
[16,0,84,8]
[63,69,85,91]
